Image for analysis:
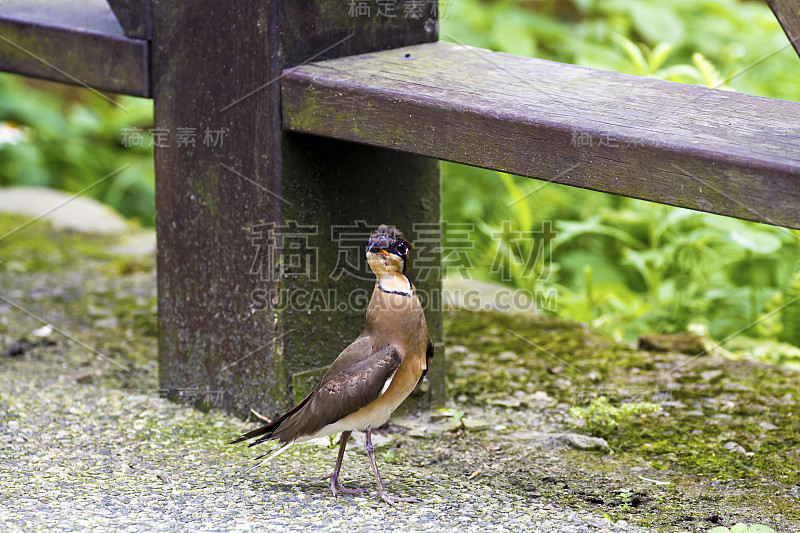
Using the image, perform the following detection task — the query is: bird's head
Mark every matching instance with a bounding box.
[366,224,412,277]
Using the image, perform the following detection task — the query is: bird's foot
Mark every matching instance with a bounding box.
[326,473,364,497]
[376,491,420,505]
[333,482,364,496]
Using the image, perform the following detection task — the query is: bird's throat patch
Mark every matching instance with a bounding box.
[377,273,413,295]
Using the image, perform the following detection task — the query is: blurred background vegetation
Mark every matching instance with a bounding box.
[1,0,799,364]
[0,79,154,225]
[439,0,800,366]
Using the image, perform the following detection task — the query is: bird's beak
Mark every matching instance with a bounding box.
[366,242,390,256]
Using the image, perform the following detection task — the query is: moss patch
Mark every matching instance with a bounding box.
[0,214,121,272]
[441,309,800,532]
[0,214,157,391]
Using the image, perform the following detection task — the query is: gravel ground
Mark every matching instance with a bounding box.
[0,212,648,532]
[0,367,654,533]
[5,212,792,532]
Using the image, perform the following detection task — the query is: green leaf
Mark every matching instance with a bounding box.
[729,226,782,255]
[554,218,646,251]
[654,64,703,84]
[692,53,728,89]
[610,33,647,74]
[629,3,686,46]
[490,13,536,57]
[648,42,674,73]
[498,172,533,232]
[706,528,731,533]
[573,42,629,73]
[434,408,465,424]
[730,524,749,533]
[746,524,777,533]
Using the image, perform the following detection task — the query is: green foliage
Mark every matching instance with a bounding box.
[441,0,800,354]
[443,0,800,101]
[0,75,155,226]
[434,407,466,425]
[444,164,800,345]
[707,524,776,533]
[381,449,400,464]
[568,396,661,437]
[781,263,800,347]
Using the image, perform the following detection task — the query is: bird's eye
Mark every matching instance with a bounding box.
[396,242,407,255]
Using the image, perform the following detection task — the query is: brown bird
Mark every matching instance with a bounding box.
[230,224,433,504]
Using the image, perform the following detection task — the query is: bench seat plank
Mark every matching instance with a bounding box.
[282,41,800,229]
[0,0,149,97]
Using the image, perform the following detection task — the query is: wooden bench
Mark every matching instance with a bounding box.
[1,0,798,419]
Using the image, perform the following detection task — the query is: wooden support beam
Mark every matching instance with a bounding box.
[152,1,443,418]
[283,41,800,230]
[768,0,800,59]
[107,0,151,39]
[0,0,149,97]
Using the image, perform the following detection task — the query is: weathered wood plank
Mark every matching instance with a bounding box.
[283,41,800,229]
[768,0,800,59]
[107,0,151,39]
[0,0,149,96]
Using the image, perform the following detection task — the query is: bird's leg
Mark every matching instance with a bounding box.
[364,428,419,505]
[328,431,363,497]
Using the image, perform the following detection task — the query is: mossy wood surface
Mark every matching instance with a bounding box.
[0,0,150,96]
[283,41,800,229]
[107,0,151,39]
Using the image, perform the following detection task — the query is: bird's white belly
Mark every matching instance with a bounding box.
[296,406,393,442]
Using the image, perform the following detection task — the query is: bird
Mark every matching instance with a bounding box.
[230,224,434,505]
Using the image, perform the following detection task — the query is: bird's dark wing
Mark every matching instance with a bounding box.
[261,333,402,443]
[417,337,434,388]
